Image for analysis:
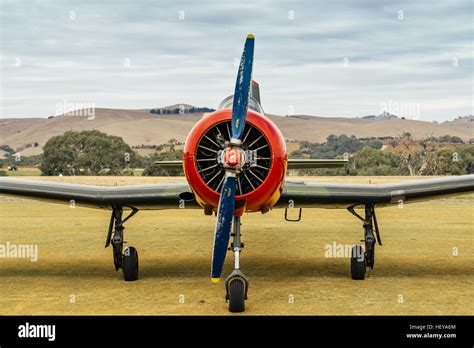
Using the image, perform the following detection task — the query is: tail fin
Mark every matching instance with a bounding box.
[251,80,261,105]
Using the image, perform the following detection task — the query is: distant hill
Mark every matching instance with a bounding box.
[1,107,472,157]
[362,111,399,121]
[442,115,474,125]
[150,104,215,115]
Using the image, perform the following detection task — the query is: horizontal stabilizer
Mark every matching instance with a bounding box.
[155,159,347,170]
[287,159,348,169]
[154,160,183,169]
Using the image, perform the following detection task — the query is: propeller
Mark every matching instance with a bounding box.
[230,34,255,144]
[210,34,255,283]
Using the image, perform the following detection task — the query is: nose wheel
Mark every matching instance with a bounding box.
[224,216,249,313]
[226,270,248,312]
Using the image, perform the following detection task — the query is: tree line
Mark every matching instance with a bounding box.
[1,130,472,176]
[290,133,473,176]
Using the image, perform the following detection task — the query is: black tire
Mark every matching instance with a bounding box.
[351,245,365,280]
[228,278,245,313]
[122,247,139,281]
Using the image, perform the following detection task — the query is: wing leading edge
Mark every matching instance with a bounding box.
[276,175,474,209]
[0,178,198,209]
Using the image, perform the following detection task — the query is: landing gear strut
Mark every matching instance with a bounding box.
[347,204,382,280]
[105,205,139,281]
[225,216,249,313]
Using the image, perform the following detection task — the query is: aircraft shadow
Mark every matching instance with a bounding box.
[0,256,471,280]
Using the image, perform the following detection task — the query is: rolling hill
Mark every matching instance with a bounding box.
[0,108,472,157]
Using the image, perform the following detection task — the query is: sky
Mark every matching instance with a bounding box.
[0,0,472,121]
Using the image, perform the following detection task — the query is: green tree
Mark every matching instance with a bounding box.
[366,140,383,150]
[40,130,136,175]
[346,147,400,176]
[1,154,42,167]
[438,135,464,144]
[449,136,463,144]
[454,146,474,174]
[291,134,380,160]
[424,146,474,175]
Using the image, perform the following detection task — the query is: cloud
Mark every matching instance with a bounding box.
[0,0,472,121]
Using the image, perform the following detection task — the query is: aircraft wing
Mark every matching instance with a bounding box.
[0,178,198,209]
[2,175,473,210]
[276,175,474,209]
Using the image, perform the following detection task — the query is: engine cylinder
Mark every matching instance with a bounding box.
[183,109,287,213]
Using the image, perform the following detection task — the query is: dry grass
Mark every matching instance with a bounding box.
[0,176,472,315]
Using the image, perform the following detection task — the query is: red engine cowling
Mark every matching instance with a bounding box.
[183,109,287,214]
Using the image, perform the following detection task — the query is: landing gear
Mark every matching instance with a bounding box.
[225,216,249,313]
[227,271,246,312]
[123,246,139,281]
[347,204,382,280]
[105,205,139,281]
[351,245,365,280]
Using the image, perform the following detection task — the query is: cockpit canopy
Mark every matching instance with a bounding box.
[217,95,264,115]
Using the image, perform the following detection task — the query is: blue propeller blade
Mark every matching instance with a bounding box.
[230,34,255,143]
[211,175,236,282]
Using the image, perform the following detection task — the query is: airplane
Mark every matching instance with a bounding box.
[1,34,473,313]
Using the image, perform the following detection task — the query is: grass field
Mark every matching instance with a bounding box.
[3,167,42,176]
[0,176,472,315]
[3,167,144,177]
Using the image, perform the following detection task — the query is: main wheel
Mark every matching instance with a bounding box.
[351,245,366,280]
[122,247,139,281]
[228,278,245,313]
